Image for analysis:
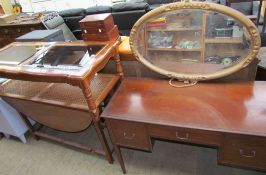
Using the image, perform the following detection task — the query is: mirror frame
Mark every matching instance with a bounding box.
[129,2,261,81]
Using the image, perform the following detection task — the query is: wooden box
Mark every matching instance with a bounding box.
[82,25,119,42]
[79,13,114,34]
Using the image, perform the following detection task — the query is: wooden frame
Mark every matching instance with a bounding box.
[0,39,124,163]
[129,2,261,81]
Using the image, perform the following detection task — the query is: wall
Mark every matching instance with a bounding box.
[0,0,13,14]
[18,0,112,13]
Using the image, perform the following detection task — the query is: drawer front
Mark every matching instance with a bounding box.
[108,119,151,151]
[147,124,222,146]
[219,134,266,171]
[0,27,30,35]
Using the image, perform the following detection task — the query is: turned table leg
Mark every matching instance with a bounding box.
[81,79,113,164]
[113,49,124,79]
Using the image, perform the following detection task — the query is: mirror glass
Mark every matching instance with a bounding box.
[131,5,258,79]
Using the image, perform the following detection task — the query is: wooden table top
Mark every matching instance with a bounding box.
[0,41,120,85]
[102,78,266,136]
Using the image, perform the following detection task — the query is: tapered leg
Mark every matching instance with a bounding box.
[114,145,126,174]
[105,119,127,173]
[94,120,113,164]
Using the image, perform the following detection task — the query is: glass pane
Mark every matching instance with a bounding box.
[28,45,103,70]
[134,8,252,75]
[0,44,50,65]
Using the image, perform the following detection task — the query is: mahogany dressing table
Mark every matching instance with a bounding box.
[101,2,265,173]
[0,40,124,163]
[102,78,266,173]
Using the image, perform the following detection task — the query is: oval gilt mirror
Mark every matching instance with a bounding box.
[130,2,261,81]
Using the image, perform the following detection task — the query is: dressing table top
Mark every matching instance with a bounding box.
[102,78,266,136]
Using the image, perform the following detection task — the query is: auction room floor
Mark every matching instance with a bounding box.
[0,126,265,175]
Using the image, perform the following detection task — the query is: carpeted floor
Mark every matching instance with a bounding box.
[0,126,265,175]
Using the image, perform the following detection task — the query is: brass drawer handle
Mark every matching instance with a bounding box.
[123,132,136,140]
[176,132,189,140]
[239,149,256,158]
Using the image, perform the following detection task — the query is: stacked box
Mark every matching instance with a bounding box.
[79,13,119,42]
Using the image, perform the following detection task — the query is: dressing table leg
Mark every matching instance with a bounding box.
[105,119,127,174]
[94,120,113,164]
[114,145,126,174]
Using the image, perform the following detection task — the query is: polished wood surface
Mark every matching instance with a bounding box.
[102,78,266,173]
[79,13,114,26]
[82,25,119,42]
[219,134,266,170]
[80,13,117,42]
[107,119,152,151]
[103,78,266,136]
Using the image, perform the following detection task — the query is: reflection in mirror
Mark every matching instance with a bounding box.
[135,9,251,75]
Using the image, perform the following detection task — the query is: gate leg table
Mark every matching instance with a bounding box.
[0,40,124,163]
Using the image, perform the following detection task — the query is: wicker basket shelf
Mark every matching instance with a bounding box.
[0,73,120,111]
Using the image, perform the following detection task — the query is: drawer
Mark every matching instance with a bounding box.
[0,27,30,35]
[219,134,266,171]
[147,124,222,146]
[107,119,152,151]
[82,26,119,42]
